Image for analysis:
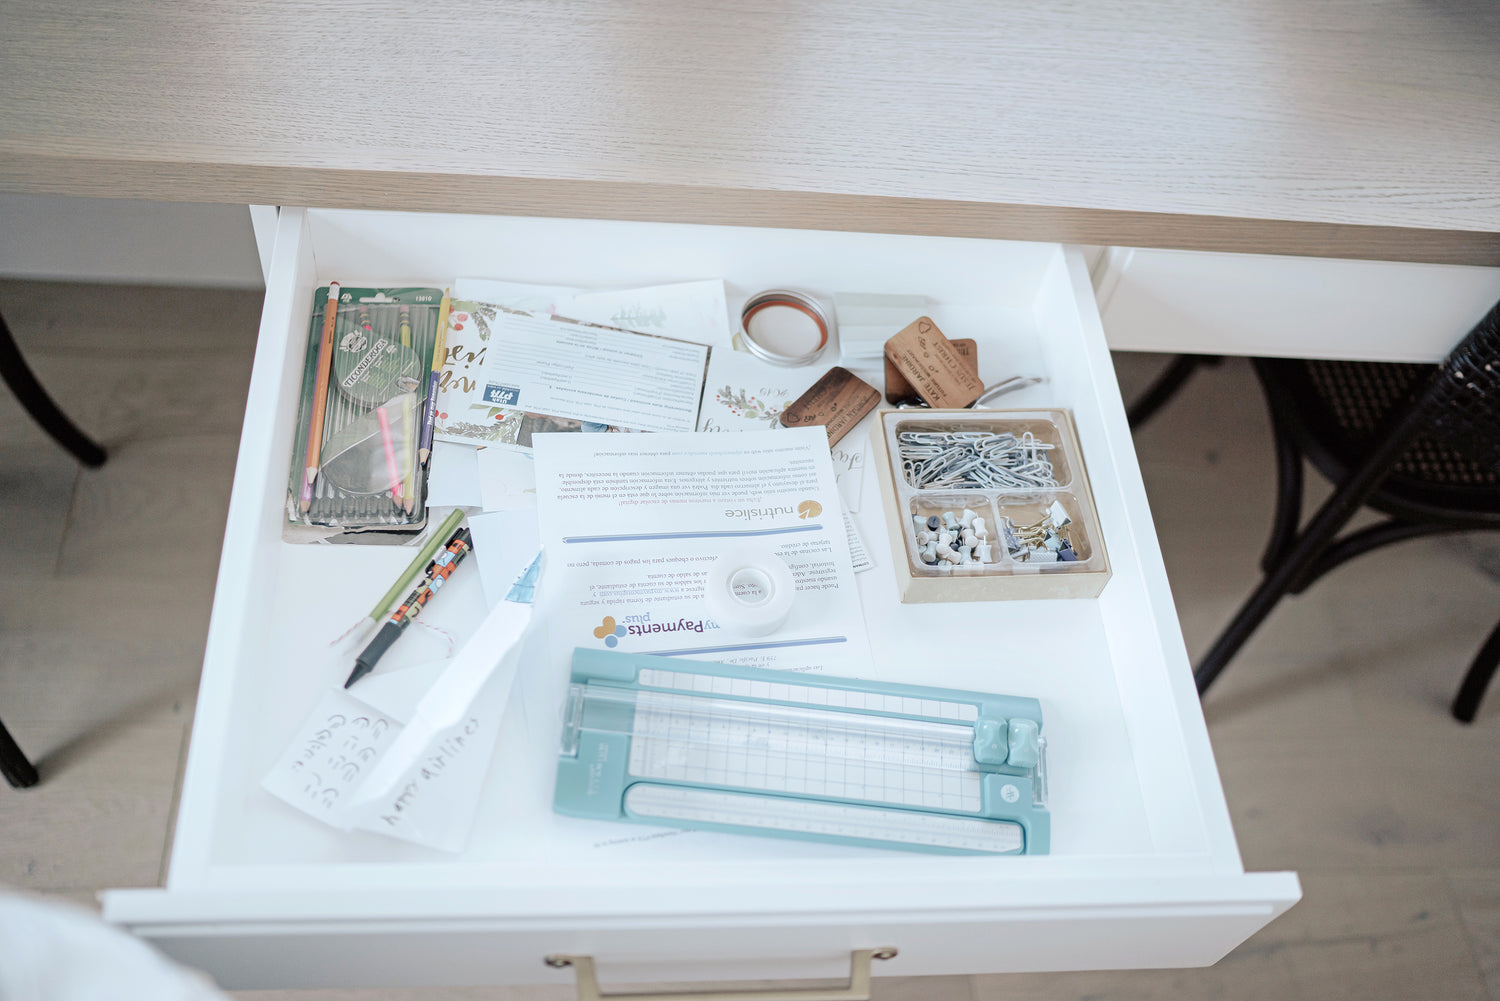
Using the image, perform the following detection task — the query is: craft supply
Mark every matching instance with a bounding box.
[418,289,450,465]
[288,288,444,535]
[1001,500,1078,563]
[897,429,1059,490]
[317,391,418,498]
[778,366,881,445]
[399,393,416,514]
[886,338,977,405]
[703,547,797,635]
[299,281,341,513]
[345,526,474,688]
[375,404,402,505]
[555,648,1050,855]
[739,290,831,367]
[872,409,1111,601]
[362,509,466,633]
[884,317,985,409]
[912,508,994,566]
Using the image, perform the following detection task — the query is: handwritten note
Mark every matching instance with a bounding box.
[261,689,403,825]
[361,708,500,852]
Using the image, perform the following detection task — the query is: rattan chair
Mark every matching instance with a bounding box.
[1191,300,1500,721]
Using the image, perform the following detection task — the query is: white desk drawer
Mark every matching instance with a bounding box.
[102,208,1298,991]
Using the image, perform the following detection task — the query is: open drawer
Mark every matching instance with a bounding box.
[101,208,1299,991]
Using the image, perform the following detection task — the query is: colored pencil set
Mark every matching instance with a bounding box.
[288,285,451,535]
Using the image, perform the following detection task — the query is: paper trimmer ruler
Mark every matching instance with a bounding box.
[554,649,1049,855]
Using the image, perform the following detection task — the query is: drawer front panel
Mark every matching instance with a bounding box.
[112,877,1296,989]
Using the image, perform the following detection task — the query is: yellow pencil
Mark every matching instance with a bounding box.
[299,281,340,513]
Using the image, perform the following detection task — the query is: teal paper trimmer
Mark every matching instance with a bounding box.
[554,649,1049,855]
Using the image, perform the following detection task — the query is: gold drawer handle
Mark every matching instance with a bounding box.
[544,948,897,1001]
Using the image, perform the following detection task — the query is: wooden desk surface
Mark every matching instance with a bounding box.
[3,2,1499,264]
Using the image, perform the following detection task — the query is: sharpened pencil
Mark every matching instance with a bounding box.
[299,282,340,513]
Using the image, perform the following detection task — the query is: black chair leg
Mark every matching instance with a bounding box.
[0,716,39,788]
[1195,396,1435,695]
[1126,355,1223,431]
[1260,411,1304,574]
[0,308,106,468]
[1452,617,1500,723]
[1287,521,1460,595]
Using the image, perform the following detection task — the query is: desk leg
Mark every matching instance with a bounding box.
[0,716,39,788]
[0,308,106,468]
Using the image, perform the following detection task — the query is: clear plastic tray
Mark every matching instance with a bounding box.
[877,409,1110,597]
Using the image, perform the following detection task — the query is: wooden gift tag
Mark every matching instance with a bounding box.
[885,337,977,403]
[883,317,985,409]
[779,366,881,446]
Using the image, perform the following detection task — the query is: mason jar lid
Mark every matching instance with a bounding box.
[739,289,831,367]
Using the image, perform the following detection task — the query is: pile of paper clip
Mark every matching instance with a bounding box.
[897,430,1059,490]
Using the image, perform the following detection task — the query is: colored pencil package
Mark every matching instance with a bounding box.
[286,286,446,542]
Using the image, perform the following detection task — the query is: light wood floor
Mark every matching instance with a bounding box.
[1,280,1497,1000]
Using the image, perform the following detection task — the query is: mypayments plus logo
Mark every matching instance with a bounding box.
[592,612,711,647]
[593,615,627,648]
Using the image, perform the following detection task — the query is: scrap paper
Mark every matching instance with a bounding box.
[531,428,873,677]
[261,600,533,852]
[425,441,484,508]
[468,508,542,609]
[261,687,402,827]
[477,445,537,511]
[556,279,729,347]
[478,310,709,433]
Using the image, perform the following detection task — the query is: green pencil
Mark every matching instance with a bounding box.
[364,508,465,627]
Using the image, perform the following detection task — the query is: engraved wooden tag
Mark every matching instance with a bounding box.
[885,337,977,403]
[779,365,881,446]
[883,317,985,409]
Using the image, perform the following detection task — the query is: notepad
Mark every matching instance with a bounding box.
[554,648,1050,855]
